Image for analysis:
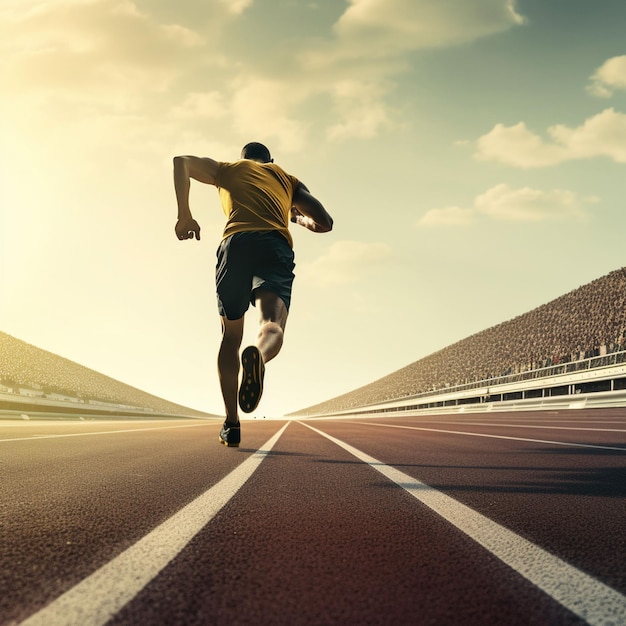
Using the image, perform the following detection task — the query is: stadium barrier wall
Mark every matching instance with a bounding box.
[301,357,626,418]
[0,391,154,413]
[0,392,212,419]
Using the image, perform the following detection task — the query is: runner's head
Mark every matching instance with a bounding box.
[241,142,273,163]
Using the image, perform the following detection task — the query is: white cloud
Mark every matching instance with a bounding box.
[419,184,596,226]
[172,91,227,120]
[0,0,251,160]
[475,122,567,167]
[475,184,594,221]
[418,206,474,226]
[228,78,310,152]
[304,0,525,67]
[326,79,393,141]
[475,108,626,168]
[160,23,205,47]
[1,0,529,150]
[300,241,393,287]
[1,0,207,102]
[218,0,253,15]
[587,55,626,98]
[296,0,526,141]
[549,108,626,162]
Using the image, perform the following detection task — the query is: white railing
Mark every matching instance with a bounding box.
[301,351,626,418]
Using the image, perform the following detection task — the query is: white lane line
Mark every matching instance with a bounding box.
[19,422,289,626]
[0,423,214,444]
[417,421,626,433]
[352,422,626,452]
[301,422,626,626]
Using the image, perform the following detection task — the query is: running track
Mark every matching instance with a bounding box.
[1,408,625,625]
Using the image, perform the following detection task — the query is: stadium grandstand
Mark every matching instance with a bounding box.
[0,332,212,417]
[292,266,626,416]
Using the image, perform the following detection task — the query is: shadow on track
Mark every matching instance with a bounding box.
[313,451,626,497]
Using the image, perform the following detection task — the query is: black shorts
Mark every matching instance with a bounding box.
[215,231,295,320]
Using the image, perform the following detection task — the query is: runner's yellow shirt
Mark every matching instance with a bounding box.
[215,159,300,248]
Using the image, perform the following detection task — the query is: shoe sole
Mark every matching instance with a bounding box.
[239,346,264,413]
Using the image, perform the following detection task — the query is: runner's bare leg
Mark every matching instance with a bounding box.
[218,316,244,424]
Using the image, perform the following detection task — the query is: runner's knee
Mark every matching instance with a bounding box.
[220,318,244,348]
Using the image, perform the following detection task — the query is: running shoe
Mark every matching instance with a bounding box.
[238,345,265,413]
[219,422,241,447]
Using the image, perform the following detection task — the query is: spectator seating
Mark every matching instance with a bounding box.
[0,332,209,417]
[294,267,626,415]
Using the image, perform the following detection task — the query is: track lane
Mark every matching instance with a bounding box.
[2,409,625,625]
[109,421,587,626]
[307,411,626,598]
[303,421,626,626]
[18,424,290,626]
[351,421,626,451]
[0,419,284,625]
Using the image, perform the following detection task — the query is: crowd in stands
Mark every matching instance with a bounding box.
[0,332,208,416]
[295,267,626,415]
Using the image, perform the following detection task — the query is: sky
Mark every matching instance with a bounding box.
[2,0,626,417]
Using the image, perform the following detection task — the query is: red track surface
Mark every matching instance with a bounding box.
[1,408,625,625]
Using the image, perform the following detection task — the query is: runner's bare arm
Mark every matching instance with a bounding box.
[291,183,333,233]
[173,156,219,241]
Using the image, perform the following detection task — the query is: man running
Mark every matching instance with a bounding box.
[173,142,333,447]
